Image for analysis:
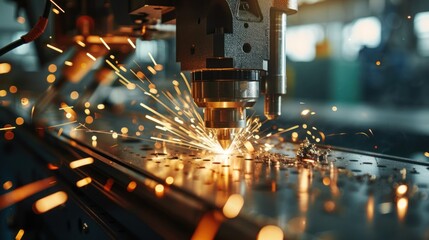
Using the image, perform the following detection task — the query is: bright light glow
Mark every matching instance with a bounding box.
[397,197,408,221]
[86,52,97,61]
[76,177,92,187]
[69,157,94,169]
[3,181,13,190]
[85,116,94,124]
[222,194,244,218]
[20,98,29,106]
[9,85,17,93]
[366,196,374,222]
[76,40,86,47]
[48,64,57,73]
[99,37,111,50]
[46,44,63,53]
[414,12,429,56]
[70,91,79,100]
[121,127,129,134]
[165,177,174,185]
[50,0,65,13]
[286,24,324,62]
[0,177,56,210]
[15,117,24,125]
[155,184,165,197]
[257,225,284,240]
[33,191,67,214]
[47,74,56,83]
[128,38,136,48]
[322,177,330,186]
[342,17,381,60]
[127,181,137,192]
[0,63,12,74]
[15,229,24,240]
[301,109,310,116]
[396,184,407,196]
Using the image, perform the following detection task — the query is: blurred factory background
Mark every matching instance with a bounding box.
[1,0,429,239]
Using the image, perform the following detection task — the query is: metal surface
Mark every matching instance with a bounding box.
[24,108,429,239]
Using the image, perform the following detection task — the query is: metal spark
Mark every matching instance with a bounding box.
[148,52,157,66]
[0,126,16,131]
[50,0,65,13]
[33,191,67,214]
[86,52,96,61]
[46,44,63,53]
[127,38,136,48]
[44,120,78,129]
[0,177,56,210]
[99,37,110,50]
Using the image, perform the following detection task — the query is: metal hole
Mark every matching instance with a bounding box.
[242,43,251,53]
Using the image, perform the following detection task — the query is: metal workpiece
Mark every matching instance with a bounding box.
[30,110,429,239]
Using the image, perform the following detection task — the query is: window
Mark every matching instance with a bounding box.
[286,24,324,62]
[342,17,381,60]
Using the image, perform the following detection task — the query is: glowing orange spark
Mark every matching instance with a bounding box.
[99,37,110,50]
[76,40,86,47]
[50,0,65,13]
[86,52,97,61]
[33,191,68,214]
[0,177,56,210]
[15,229,24,240]
[127,181,137,192]
[69,157,94,169]
[76,177,92,188]
[46,44,63,53]
[223,194,244,218]
[127,38,136,48]
[0,63,12,74]
[3,181,13,190]
[257,225,284,240]
[0,126,16,131]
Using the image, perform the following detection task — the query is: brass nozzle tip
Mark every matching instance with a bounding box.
[216,128,234,150]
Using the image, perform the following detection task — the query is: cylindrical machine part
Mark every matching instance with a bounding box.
[192,69,262,149]
[192,69,262,128]
[265,9,287,120]
[204,107,246,128]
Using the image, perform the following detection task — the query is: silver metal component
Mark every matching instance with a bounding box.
[204,108,246,129]
[131,1,297,148]
[192,69,262,149]
[264,9,287,120]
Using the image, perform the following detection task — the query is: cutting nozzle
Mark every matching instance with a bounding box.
[216,128,234,150]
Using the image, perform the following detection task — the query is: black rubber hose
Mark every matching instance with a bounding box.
[0,39,25,57]
[0,0,52,57]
